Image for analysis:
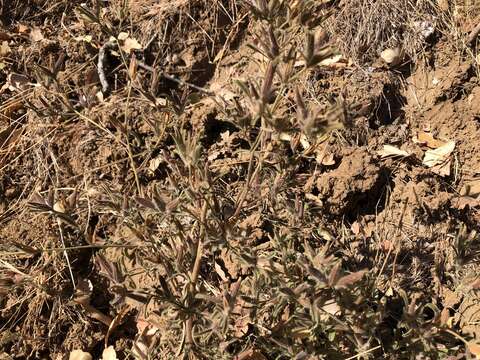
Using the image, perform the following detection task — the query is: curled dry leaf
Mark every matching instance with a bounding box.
[322,154,336,166]
[101,346,118,360]
[53,201,65,213]
[121,37,142,54]
[69,350,92,360]
[351,221,361,236]
[380,47,403,66]
[17,24,29,34]
[319,53,343,66]
[423,140,455,176]
[30,28,44,42]
[423,140,455,167]
[0,41,11,56]
[377,145,411,159]
[317,152,336,166]
[105,306,130,348]
[117,32,129,41]
[148,156,163,172]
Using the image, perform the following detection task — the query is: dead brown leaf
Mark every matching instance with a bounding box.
[30,28,44,42]
[17,24,29,34]
[321,300,341,317]
[320,153,336,166]
[440,307,450,326]
[132,323,159,360]
[423,140,455,167]
[423,140,455,176]
[105,306,130,347]
[443,288,461,308]
[328,262,342,287]
[121,37,142,54]
[413,131,446,149]
[377,145,411,158]
[351,221,361,236]
[335,270,367,288]
[148,156,163,172]
[0,41,11,56]
[430,159,452,177]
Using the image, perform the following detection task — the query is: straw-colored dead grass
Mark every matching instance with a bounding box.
[326,0,443,63]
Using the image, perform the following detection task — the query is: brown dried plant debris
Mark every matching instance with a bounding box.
[326,0,444,63]
[2,0,480,359]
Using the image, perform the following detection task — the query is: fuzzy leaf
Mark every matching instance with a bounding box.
[335,270,367,288]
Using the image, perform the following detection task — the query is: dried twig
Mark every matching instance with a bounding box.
[137,61,214,96]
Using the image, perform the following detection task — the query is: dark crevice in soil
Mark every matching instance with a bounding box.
[202,115,240,148]
[345,167,392,220]
[228,16,250,52]
[371,84,406,128]
[190,57,216,88]
[395,61,414,79]
[450,65,477,102]
[376,296,404,351]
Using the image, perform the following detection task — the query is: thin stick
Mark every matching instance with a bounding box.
[49,149,76,289]
[345,345,382,360]
[116,42,143,196]
[232,131,262,219]
[3,244,146,257]
[137,62,214,95]
[57,221,76,288]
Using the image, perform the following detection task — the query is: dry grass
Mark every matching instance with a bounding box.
[326,0,444,63]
